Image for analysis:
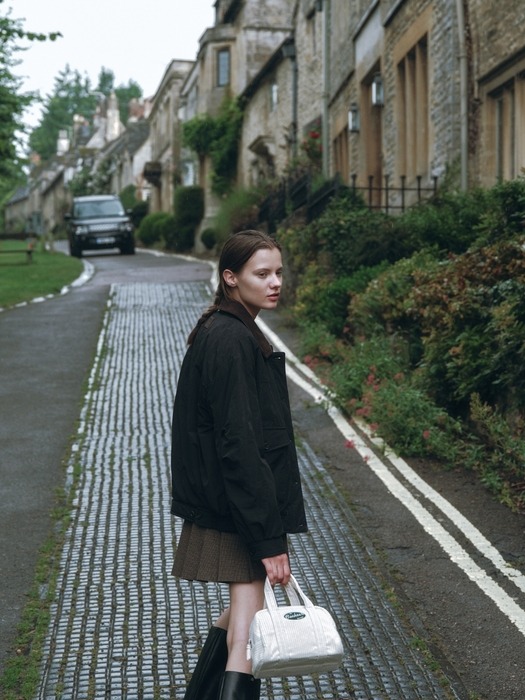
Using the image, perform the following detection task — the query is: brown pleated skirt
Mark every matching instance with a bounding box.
[172,521,269,583]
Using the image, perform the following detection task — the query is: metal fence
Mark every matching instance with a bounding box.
[258,173,439,232]
[349,174,439,214]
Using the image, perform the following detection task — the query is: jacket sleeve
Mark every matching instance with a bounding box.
[204,331,286,561]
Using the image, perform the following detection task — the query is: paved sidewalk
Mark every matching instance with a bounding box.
[36,282,451,700]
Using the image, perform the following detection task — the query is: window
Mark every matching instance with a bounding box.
[270,83,278,112]
[480,66,525,185]
[493,83,516,180]
[396,35,429,180]
[333,127,349,183]
[217,48,230,87]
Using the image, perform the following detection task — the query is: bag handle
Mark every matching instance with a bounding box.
[263,575,315,610]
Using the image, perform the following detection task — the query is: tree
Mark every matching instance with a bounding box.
[28,66,143,162]
[28,65,97,162]
[0,0,60,201]
[95,67,142,124]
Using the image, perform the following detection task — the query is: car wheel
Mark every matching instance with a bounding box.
[120,240,135,255]
[70,241,82,258]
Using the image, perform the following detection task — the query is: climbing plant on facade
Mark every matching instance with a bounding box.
[182,97,243,196]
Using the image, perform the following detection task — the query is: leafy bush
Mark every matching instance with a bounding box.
[347,251,440,366]
[395,188,489,254]
[130,200,149,229]
[167,186,204,252]
[299,329,459,462]
[408,238,525,414]
[137,211,170,247]
[473,177,525,245]
[464,394,525,510]
[119,184,137,211]
[200,228,217,250]
[313,194,410,276]
[214,188,261,246]
[292,262,390,336]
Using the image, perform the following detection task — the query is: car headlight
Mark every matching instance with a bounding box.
[74,225,88,234]
[120,223,133,232]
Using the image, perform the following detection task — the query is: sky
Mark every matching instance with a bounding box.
[10,0,216,129]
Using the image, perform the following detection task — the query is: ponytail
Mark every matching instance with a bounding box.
[187,291,221,345]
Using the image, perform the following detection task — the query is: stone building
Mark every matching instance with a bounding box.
[182,0,294,234]
[144,60,194,213]
[238,0,525,215]
[468,0,525,185]
[96,121,151,201]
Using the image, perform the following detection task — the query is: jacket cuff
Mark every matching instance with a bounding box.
[248,536,288,561]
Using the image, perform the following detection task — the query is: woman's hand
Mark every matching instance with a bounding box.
[261,553,291,586]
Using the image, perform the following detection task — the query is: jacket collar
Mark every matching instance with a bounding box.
[218,300,274,358]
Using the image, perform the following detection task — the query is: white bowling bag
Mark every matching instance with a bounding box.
[247,575,344,678]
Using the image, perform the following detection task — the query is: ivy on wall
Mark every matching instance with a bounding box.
[182,97,243,196]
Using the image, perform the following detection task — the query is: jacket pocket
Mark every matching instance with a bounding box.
[262,427,290,452]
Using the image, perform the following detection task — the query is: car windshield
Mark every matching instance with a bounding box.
[74,200,124,218]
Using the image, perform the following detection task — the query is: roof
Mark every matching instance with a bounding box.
[101,120,150,160]
[5,185,30,205]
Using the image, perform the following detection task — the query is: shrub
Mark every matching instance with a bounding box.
[167,186,204,252]
[395,188,489,254]
[408,238,525,415]
[347,251,440,366]
[214,188,261,246]
[292,261,390,337]
[463,393,525,510]
[474,177,525,245]
[137,211,170,247]
[200,228,217,250]
[313,192,412,276]
[130,200,149,229]
[119,184,137,211]
[158,213,177,248]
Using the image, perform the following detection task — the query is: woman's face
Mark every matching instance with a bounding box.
[223,247,283,317]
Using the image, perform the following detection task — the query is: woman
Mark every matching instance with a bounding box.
[171,230,308,700]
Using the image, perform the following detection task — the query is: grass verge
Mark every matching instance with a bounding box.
[0,483,74,699]
[0,240,82,309]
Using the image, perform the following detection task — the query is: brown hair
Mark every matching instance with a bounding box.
[187,230,280,344]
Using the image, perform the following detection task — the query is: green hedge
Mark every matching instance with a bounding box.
[137,212,171,247]
[168,186,204,252]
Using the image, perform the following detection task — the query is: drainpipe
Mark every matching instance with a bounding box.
[292,51,299,160]
[283,39,299,160]
[456,0,468,190]
[321,0,331,178]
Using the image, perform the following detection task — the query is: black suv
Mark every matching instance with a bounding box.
[66,195,135,257]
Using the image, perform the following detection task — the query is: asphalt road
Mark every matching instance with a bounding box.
[1,246,524,699]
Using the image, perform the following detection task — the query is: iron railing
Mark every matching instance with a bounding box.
[350,174,439,213]
[257,173,439,233]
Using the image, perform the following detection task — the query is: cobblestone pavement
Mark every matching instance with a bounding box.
[36,282,451,700]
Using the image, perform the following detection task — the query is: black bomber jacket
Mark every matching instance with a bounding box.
[171,300,308,561]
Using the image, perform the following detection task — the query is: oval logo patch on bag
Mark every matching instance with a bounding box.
[284,611,306,620]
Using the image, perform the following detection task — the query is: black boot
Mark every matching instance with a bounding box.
[183,626,228,700]
[217,671,261,699]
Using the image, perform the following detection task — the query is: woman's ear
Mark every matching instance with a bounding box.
[223,269,237,288]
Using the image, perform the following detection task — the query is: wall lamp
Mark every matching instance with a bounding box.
[371,73,384,106]
[348,103,360,132]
